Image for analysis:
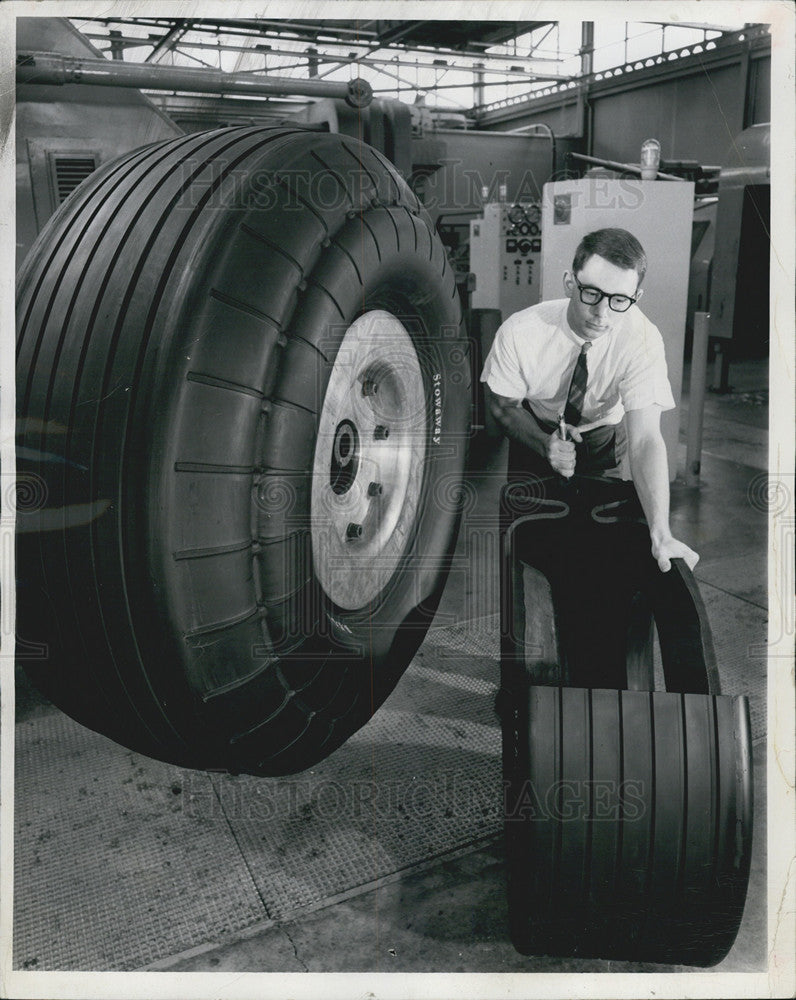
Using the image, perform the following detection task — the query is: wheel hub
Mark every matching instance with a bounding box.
[311,310,427,610]
[330,420,360,495]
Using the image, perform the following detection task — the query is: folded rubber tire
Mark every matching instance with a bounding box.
[504,686,753,966]
[16,125,470,775]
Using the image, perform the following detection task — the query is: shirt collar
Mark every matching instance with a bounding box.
[560,301,588,347]
[559,300,618,351]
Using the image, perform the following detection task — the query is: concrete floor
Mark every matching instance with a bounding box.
[13,357,771,976]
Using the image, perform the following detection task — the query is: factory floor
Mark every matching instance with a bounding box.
[12,358,771,978]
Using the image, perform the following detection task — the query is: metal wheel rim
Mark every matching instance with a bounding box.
[310,309,427,610]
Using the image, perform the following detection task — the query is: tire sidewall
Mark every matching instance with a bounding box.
[141,133,470,733]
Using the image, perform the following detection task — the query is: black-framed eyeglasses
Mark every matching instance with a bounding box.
[573,275,638,313]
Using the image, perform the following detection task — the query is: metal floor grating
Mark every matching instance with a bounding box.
[14,713,265,971]
[13,581,765,971]
[13,640,501,971]
[211,707,501,922]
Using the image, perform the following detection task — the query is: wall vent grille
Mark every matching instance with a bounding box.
[53,156,97,203]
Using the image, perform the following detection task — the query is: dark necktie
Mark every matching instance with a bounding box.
[564,343,590,426]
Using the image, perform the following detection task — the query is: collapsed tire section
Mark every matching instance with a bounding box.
[16,125,470,775]
[499,488,754,966]
[504,687,753,966]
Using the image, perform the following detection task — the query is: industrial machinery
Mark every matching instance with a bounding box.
[466,200,544,435]
[15,19,559,270]
[707,123,770,387]
[469,201,544,317]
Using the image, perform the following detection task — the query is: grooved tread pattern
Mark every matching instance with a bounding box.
[506,686,752,965]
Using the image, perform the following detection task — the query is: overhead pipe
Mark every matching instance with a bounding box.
[568,150,685,181]
[507,121,557,178]
[17,50,373,108]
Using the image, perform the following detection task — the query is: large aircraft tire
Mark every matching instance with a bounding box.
[17,125,470,775]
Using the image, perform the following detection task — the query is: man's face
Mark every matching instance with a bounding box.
[563,254,642,341]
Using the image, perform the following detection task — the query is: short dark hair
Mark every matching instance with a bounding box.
[572,228,647,283]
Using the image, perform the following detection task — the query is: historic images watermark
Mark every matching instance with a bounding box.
[174,769,646,824]
[179,156,651,216]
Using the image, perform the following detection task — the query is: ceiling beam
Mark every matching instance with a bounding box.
[145,19,192,62]
[74,17,565,64]
[82,34,567,78]
[312,19,420,80]
[642,21,733,33]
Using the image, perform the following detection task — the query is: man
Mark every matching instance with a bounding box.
[482,226,698,574]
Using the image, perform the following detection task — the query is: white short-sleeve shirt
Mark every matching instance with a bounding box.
[481,298,675,431]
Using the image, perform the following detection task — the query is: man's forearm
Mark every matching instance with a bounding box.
[628,432,672,543]
[625,407,699,572]
[489,399,550,457]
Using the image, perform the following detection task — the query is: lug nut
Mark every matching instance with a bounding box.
[362,379,379,396]
[367,481,383,497]
[374,425,389,440]
[346,522,363,540]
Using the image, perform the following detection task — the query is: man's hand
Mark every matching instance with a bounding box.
[651,532,699,573]
[546,425,582,477]
[626,407,699,574]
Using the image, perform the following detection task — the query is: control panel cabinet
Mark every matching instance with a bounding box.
[470,202,543,317]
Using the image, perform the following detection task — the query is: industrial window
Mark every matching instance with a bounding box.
[51,154,97,203]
